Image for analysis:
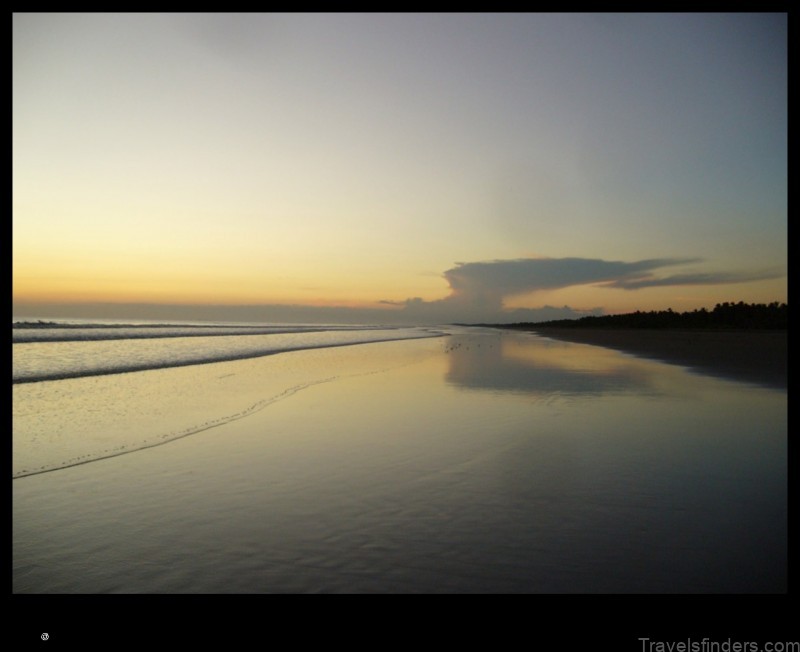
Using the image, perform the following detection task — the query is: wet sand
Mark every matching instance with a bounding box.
[524,328,787,389]
[13,330,787,596]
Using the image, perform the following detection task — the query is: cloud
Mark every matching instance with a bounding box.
[387,256,784,323]
[441,257,697,306]
[393,297,596,324]
[602,269,784,290]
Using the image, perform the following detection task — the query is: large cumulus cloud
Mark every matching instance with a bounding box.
[389,256,784,323]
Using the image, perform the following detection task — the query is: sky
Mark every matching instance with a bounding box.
[13,13,787,324]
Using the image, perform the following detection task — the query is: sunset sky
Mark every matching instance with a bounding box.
[13,13,787,324]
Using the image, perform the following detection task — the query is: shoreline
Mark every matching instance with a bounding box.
[14,329,787,594]
[515,328,787,389]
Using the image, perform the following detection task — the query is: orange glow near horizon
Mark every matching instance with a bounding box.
[13,236,788,316]
[12,255,448,308]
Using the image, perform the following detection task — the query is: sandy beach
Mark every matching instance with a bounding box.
[524,328,787,389]
[13,329,787,594]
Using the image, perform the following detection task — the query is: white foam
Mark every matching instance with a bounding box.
[13,325,445,384]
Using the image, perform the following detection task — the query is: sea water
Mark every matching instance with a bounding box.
[12,321,444,477]
[12,320,441,384]
[12,324,787,593]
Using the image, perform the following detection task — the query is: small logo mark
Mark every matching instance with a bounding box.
[41,633,49,641]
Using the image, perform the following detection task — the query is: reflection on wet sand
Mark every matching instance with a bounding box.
[519,328,787,390]
[444,330,657,396]
[13,330,787,593]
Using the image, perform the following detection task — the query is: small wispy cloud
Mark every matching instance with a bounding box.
[602,269,784,290]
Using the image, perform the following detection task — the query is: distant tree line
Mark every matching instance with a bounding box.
[505,302,788,330]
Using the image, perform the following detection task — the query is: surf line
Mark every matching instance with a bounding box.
[12,375,339,480]
[12,333,445,385]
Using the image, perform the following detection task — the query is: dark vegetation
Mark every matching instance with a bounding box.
[501,302,787,330]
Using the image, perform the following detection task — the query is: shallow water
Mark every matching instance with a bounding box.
[12,328,787,593]
[12,323,439,383]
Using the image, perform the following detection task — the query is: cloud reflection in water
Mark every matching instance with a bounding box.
[444,330,656,397]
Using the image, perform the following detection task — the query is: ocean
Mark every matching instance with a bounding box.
[12,321,787,593]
